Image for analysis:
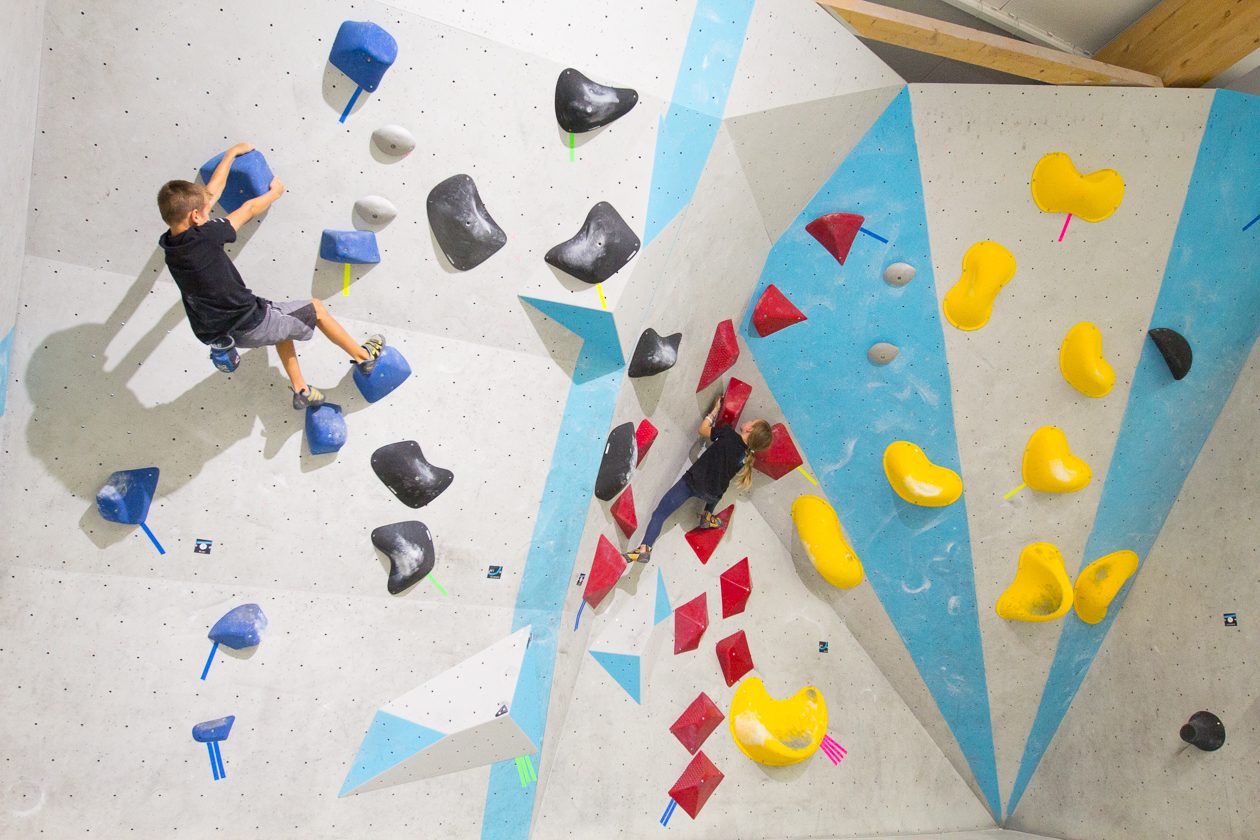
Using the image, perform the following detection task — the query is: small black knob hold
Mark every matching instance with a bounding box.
[1179,711,1225,751]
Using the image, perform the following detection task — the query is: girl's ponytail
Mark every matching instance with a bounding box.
[734,420,774,489]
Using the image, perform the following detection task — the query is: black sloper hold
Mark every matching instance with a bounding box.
[554,68,639,133]
[595,422,636,502]
[371,440,454,508]
[427,174,507,271]
[1180,710,1225,751]
[1148,327,1192,380]
[371,521,436,594]
[545,202,640,285]
[628,328,682,378]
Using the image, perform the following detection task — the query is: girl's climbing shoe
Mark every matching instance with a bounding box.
[357,334,387,374]
[293,385,326,410]
[700,511,722,529]
[623,545,651,564]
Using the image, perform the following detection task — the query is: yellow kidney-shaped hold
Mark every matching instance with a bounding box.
[1022,426,1092,493]
[729,676,828,766]
[942,241,1017,331]
[1073,550,1138,624]
[791,495,864,589]
[1030,152,1124,223]
[1060,322,1115,398]
[996,542,1074,622]
[883,441,963,507]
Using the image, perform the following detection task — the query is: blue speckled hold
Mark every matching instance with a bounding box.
[96,467,159,525]
[192,715,235,743]
[306,403,348,455]
[197,150,273,214]
[320,229,380,264]
[353,345,411,403]
[208,604,268,650]
[329,20,398,92]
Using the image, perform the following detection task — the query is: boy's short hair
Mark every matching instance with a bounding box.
[157,180,210,226]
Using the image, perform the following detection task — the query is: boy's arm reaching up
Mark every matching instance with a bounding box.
[226,177,285,230]
[205,142,253,205]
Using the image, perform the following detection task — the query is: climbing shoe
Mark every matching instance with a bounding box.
[356,334,387,375]
[623,545,652,564]
[700,511,722,529]
[293,385,326,410]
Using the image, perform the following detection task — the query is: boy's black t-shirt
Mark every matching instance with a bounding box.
[159,217,265,343]
[686,425,747,501]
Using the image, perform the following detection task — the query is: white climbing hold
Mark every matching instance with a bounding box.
[372,124,416,156]
[868,342,899,365]
[355,195,398,227]
[883,262,916,287]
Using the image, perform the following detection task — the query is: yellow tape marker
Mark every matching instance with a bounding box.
[797,466,818,486]
[343,263,350,296]
[597,283,607,310]
[1003,482,1027,500]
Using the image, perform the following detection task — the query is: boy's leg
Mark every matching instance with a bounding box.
[274,340,307,393]
[310,299,369,362]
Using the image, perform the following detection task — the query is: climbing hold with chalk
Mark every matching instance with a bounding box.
[594,422,636,502]
[544,202,640,285]
[371,521,437,595]
[427,174,507,271]
[628,328,681,378]
[883,441,962,507]
[371,440,454,508]
[554,68,639,133]
[353,345,411,403]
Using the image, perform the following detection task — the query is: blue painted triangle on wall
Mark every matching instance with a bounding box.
[590,650,641,703]
[519,296,624,371]
[339,710,445,796]
[653,568,671,625]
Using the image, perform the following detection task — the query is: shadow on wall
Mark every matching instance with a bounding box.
[23,249,371,550]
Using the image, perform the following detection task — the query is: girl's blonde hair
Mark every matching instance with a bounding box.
[734,420,774,490]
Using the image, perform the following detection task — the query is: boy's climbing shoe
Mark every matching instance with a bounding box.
[623,545,651,564]
[293,385,326,410]
[356,334,387,375]
[700,511,722,529]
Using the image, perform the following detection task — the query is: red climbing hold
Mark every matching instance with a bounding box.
[751,284,808,337]
[582,534,626,609]
[806,212,864,265]
[696,319,739,392]
[610,485,637,539]
[717,378,751,427]
[635,419,657,466]
[716,629,754,687]
[668,751,724,819]
[673,592,708,654]
[753,423,802,480]
[670,692,725,755]
[684,504,732,564]
[720,557,751,618]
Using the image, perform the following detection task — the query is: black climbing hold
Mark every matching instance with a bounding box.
[427,174,507,271]
[554,68,638,133]
[628,328,682,378]
[371,521,436,594]
[594,422,635,502]
[371,441,454,508]
[1179,710,1225,751]
[544,202,640,285]
[1148,327,1192,380]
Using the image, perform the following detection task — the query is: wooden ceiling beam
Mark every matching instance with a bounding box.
[1094,0,1260,87]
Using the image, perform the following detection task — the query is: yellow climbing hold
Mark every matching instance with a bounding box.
[996,542,1074,622]
[1073,550,1139,624]
[1022,426,1092,493]
[1031,152,1124,223]
[729,676,828,766]
[883,441,963,507]
[942,241,1016,331]
[791,495,864,589]
[1060,322,1115,398]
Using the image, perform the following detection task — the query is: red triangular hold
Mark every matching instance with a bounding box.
[611,485,637,539]
[716,378,752,428]
[669,692,725,755]
[720,557,751,618]
[751,284,808,337]
[673,592,709,654]
[696,319,739,392]
[684,504,732,564]
[715,629,754,687]
[753,423,803,480]
[668,751,724,819]
[582,534,626,609]
[806,212,864,265]
[635,419,658,466]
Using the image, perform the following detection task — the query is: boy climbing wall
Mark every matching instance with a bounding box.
[157,142,383,409]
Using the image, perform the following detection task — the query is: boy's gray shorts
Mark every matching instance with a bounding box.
[232,300,317,348]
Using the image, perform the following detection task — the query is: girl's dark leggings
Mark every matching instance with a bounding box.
[642,475,718,549]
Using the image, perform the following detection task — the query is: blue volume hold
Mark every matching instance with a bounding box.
[96,467,160,526]
[320,229,380,264]
[208,604,268,650]
[329,20,398,92]
[197,150,273,214]
[306,403,348,455]
[352,345,411,403]
[192,715,236,743]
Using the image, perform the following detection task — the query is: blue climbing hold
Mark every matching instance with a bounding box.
[198,150,273,214]
[96,467,159,525]
[306,403,348,455]
[353,345,411,403]
[320,229,380,264]
[208,604,268,650]
[329,20,398,93]
[192,715,236,743]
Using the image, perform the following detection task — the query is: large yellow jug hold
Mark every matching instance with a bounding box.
[996,542,1074,622]
[791,495,863,589]
[729,676,828,766]
[1022,426,1092,493]
[1030,152,1124,222]
[1073,550,1139,624]
[883,441,963,507]
[1060,322,1115,398]
[942,240,1017,331]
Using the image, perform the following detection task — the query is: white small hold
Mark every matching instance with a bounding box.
[354,195,398,227]
[372,124,416,156]
[883,262,916,287]
[868,342,899,365]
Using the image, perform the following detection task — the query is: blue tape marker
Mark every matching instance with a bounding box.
[660,798,677,826]
[339,85,363,123]
[213,741,225,780]
[1243,212,1260,232]
[207,742,219,780]
[199,640,220,681]
[858,226,888,244]
[573,600,585,630]
[139,521,165,555]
